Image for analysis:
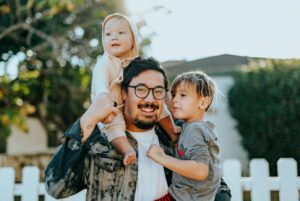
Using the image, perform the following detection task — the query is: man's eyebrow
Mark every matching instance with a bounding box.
[136,83,165,88]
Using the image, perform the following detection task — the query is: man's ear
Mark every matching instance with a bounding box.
[199,96,211,110]
[121,89,127,102]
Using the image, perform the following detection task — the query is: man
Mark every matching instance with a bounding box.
[45,57,231,200]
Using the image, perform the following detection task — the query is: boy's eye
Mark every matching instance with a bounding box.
[180,94,186,97]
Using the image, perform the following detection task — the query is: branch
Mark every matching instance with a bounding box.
[22,24,58,50]
[0,23,23,40]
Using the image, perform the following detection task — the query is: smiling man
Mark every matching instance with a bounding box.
[45,57,231,201]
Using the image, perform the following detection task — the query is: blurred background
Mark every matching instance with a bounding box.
[0,0,299,191]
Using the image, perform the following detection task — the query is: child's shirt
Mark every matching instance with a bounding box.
[169,120,221,201]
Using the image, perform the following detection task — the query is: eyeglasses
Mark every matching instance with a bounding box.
[128,84,168,100]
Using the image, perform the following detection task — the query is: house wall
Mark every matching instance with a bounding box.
[7,118,48,155]
[206,76,249,172]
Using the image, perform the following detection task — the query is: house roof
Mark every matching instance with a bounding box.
[163,54,259,76]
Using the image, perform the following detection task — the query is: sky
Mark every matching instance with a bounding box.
[125,0,300,62]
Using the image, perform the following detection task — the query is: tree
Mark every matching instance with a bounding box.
[228,59,300,175]
[0,0,150,149]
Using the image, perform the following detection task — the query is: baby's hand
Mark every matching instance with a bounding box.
[102,113,116,124]
[146,144,165,163]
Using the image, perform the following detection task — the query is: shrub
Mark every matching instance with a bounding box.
[228,59,300,175]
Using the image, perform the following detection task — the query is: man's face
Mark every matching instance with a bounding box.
[122,70,166,132]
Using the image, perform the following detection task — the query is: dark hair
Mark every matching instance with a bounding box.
[121,57,168,91]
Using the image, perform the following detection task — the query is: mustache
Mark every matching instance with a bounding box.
[137,103,159,110]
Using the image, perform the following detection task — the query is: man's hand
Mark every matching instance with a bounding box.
[80,93,119,142]
[146,144,166,164]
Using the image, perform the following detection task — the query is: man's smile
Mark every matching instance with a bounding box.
[138,103,159,114]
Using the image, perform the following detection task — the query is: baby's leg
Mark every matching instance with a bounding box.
[111,137,136,165]
[104,112,136,165]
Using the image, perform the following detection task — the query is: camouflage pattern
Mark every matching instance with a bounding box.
[45,119,173,201]
[45,119,230,201]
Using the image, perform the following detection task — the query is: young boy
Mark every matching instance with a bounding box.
[147,71,221,201]
[91,13,179,165]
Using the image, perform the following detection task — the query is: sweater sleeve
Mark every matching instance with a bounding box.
[91,56,110,102]
[44,119,99,199]
[184,125,211,164]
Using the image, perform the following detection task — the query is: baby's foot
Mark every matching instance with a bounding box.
[123,149,137,165]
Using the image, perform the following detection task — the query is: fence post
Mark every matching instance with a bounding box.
[22,166,40,201]
[0,167,15,201]
[250,159,270,201]
[223,159,242,201]
[278,158,298,201]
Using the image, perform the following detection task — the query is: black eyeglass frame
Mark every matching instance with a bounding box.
[127,84,168,100]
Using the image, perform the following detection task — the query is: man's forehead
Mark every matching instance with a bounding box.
[130,70,165,87]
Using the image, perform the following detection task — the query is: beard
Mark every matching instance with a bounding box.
[134,118,157,130]
[134,102,160,129]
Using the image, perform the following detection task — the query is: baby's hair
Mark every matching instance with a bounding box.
[171,71,216,111]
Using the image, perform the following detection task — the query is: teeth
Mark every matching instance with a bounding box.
[141,108,155,112]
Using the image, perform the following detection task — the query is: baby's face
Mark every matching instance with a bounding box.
[103,18,134,59]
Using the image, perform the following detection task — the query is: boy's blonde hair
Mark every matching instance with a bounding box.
[171,71,216,111]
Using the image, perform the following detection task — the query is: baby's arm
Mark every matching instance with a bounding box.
[147,144,208,181]
[91,56,110,102]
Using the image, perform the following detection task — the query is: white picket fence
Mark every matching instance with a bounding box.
[0,158,299,201]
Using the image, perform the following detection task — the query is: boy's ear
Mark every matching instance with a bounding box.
[198,96,211,110]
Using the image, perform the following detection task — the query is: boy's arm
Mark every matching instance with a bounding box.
[147,144,209,181]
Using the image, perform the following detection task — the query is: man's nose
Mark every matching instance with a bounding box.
[144,91,155,102]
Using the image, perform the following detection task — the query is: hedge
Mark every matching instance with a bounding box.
[228,59,300,175]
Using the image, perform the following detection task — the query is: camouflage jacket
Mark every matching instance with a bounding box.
[44,119,174,201]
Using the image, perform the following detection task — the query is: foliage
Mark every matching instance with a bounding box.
[0,0,150,145]
[228,59,300,175]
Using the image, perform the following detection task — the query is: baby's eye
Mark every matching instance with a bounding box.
[119,31,125,35]
[105,32,111,36]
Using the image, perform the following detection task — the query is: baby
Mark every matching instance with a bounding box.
[91,13,179,165]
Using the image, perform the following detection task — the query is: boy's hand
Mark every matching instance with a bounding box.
[146,144,165,164]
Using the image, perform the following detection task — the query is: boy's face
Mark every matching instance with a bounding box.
[103,18,134,59]
[171,82,205,122]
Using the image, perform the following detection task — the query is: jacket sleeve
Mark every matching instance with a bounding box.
[44,119,98,199]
